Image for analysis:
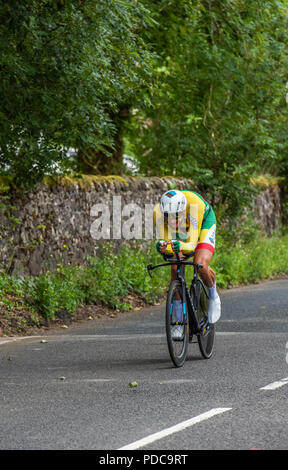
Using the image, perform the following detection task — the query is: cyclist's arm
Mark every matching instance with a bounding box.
[153,205,198,255]
[164,239,196,256]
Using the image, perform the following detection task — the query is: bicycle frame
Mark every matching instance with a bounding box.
[147,252,204,335]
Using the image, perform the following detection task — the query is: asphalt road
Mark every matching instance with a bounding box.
[1,279,288,450]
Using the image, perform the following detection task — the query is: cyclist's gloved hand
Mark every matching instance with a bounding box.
[156,240,167,253]
[171,239,181,253]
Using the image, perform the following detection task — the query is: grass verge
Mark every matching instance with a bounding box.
[0,227,288,336]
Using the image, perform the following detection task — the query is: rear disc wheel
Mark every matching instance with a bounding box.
[194,280,215,359]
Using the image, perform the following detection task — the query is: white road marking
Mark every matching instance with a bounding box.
[158,379,195,384]
[0,336,41,346]
[1,331,283,346]
[59,378,117,384]
[117,407,232,450]
[259,377,288,391]
[31,334,165,342]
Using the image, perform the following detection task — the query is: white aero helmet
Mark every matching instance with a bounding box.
[160,190,187,214]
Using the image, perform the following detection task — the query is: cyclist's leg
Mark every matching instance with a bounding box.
[194,246,220,324]
[170,253,182,299]
[194,248,215,287]
[195,207,220,323]
[195,204,217,286]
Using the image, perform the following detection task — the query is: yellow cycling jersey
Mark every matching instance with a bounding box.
[153,190,216,256]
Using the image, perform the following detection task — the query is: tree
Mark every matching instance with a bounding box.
[0,0,155,185]
[126,0,288,217]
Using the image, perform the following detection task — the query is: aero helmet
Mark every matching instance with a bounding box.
[160,190,187,214]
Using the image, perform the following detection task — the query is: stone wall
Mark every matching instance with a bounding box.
[254,184,282,236]
[0,175,282,276]
[0,176,192,276]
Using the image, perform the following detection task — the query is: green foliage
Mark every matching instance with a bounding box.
[0,195,21,229]
[0,265,85,321]
[0,241,170,323]
[126,0,288,217]
[1,0,288,215]
[1,227,288,326]
[211,228,288,288]
[0,274,25,310]
[0,0,155,186]
[75,242,169,309]
[30,266,85,321]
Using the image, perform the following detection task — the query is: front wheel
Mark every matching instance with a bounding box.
[194,279,215,359]
[166,280,189,367]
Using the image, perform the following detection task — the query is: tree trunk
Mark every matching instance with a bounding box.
[76,106,130,175]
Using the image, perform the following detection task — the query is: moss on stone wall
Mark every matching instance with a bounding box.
[0,173,283,194]
[0,174,193,194]
[43,174,132,190]
[0,176,16,193]
[251,175,283,190]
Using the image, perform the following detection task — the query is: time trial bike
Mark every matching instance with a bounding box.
[147,248,215,367]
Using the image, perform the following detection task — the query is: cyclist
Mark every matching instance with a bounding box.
[153,189,221,339]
